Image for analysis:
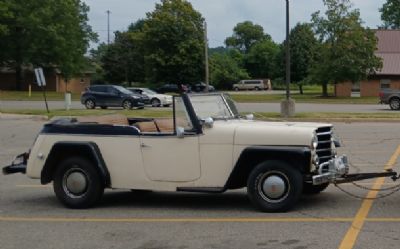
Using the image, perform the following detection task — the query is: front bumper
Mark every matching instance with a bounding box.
[312,155,349,185]
[2,153,28,175]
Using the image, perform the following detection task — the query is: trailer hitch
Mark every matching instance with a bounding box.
[333,169,398,185]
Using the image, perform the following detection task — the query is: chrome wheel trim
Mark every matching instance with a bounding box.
[257,171,290,203]
[62,167,89,199]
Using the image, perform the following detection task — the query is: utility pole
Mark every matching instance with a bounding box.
[204,21,209,92]
[106,10,111,45]
[285,0,290,101]
[280,0,295,117]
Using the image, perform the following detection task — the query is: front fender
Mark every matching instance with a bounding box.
[225,146,311,189]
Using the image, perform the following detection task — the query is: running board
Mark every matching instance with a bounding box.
[176,187,225,193]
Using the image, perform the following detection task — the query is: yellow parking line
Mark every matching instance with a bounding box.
[338,145,400,249]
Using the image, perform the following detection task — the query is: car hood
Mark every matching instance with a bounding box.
[202,119,331,146]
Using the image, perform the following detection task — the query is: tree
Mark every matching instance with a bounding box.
[210,50,249,89]
[244,39,280,79]
[225,21,270,53]
[101,20,145,85]
[0,0,97,90]
[289,23,319,94]
[142,0,205,84]
[380,0,400,29]
[311,0,382,96]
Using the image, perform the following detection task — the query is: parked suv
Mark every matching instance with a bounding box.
[233,79,269,91]
[81,85,145,109]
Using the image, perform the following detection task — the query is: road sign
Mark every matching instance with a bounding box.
[34,68,46,86]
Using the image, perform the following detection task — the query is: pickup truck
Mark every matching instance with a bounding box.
[379,89,400,110]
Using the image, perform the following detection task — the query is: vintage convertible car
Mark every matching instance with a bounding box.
[3,93,350,212]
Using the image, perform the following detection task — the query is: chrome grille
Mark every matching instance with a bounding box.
[316,127,333,164]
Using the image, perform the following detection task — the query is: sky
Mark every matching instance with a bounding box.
[83,0,386,48]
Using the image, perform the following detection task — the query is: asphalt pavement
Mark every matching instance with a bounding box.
[1,116,400,249]
[0,100,393,113]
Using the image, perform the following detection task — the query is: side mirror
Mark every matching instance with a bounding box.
[202,117,214,128]
[245,114,254,120]
[176,126,185,138]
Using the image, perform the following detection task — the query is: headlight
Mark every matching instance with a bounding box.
[311,132,318,150]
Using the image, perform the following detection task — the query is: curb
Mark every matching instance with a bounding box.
[0,113,48,121]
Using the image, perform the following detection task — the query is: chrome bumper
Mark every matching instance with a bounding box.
[312,155,349,185]
[2,153,28,175]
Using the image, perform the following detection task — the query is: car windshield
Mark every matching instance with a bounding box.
[142,88,157,95]
[189,94,239,120]
[114,86,133,95]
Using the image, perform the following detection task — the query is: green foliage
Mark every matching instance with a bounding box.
[311,0,382,96]
[245,39,280,79]
[210,50,249,89]
[142,0,205,84]
[289,23,319,84]
[0,0,97,89]
[101,20,145,84]
[380,0,400,29]
[225,21,270,53]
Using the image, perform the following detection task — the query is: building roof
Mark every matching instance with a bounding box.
[375,30,400,75]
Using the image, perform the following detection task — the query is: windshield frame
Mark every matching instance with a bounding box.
[187,93,239,120]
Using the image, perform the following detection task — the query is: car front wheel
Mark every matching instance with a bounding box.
[389,98,400,110]
[122,100,133,109]
[247,161,303,212]
[53,157,104,209]
[151,98,161,107]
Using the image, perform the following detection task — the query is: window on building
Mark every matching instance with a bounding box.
[380,79,391,89]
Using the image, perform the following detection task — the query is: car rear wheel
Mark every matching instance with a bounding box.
[85,99,96,109]
[151,98,161,107]
[53,157,104,209]
[234,87,239,91]
[122,100,133,110]
[389,98,400,110]
[255,86,260,91]
[247,161,303,212]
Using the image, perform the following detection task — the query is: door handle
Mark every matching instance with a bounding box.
[141,143,151,148]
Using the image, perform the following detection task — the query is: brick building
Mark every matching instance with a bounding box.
[335,30,400,97]
[0,67,93,93]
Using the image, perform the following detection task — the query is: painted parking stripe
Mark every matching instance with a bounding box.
[338,145,400,249]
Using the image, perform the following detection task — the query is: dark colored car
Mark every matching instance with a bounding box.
[155,84,190,94]
[81,85,145,109]
[192,82,215,92]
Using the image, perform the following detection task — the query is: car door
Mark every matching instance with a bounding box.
[106,86,122,106]
[90,86,106,106]
[140,96,201,182]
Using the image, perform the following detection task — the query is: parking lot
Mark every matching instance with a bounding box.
[1,117,400,249]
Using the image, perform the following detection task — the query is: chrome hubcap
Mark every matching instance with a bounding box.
[63,168,88,197]
[391,100,400,109]
[124,101,132,109]
[86,100,94,108]
[258,171,290,203]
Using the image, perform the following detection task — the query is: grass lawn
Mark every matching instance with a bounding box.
[1,86,380,104]
[0,108,172,119]
[2,108,399,122]
[0,90,81,101]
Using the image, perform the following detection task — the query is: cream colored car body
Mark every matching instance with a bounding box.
[26,119,323,191]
